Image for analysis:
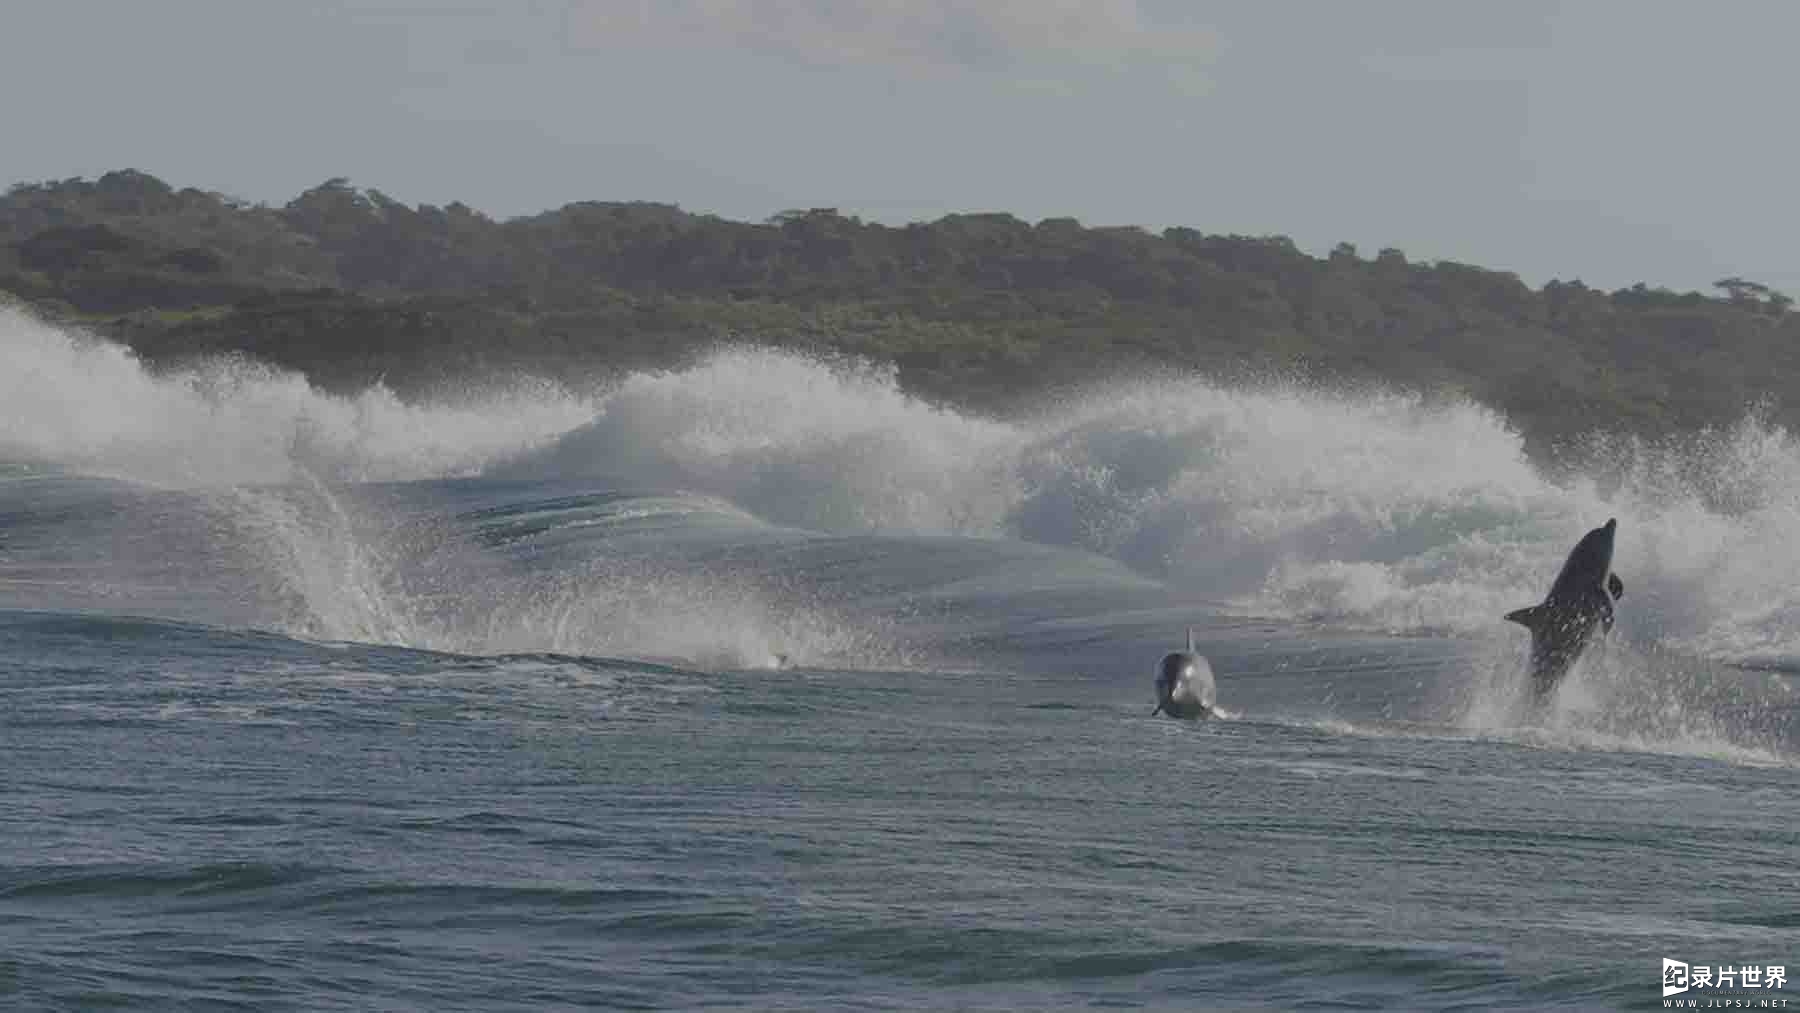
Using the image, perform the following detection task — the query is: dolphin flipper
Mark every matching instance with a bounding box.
[1504,605,1552,630]
[1608,573,1624,600]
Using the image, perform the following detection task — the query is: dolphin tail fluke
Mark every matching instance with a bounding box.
[1608,573,1624,600]
[1504,604,1552,630]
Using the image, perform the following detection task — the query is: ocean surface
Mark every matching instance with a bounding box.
[3,306,1799,1010]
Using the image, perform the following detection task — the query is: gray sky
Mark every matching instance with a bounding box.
[6,1,1797,295]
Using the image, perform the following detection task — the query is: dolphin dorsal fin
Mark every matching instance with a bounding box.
[1186,627,1196,654]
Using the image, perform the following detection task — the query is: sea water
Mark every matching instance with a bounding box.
[2,307,1796,1010]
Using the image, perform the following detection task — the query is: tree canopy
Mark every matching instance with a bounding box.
[4,168,1797,459]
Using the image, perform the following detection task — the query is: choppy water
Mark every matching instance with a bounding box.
[3,307,1798,1010]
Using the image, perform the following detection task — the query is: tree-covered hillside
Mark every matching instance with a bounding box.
[5,168,1796,457]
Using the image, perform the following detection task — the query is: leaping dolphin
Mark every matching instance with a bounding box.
[1153,628,1217,719]
[1504,518,1624,702]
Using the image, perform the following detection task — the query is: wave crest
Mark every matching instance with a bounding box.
[0,306,595,487]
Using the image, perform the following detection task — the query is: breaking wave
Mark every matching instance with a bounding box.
[11,306,1800,672]
[507,346,1800,668]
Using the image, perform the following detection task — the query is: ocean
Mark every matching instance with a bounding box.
[2,306,1797,1010]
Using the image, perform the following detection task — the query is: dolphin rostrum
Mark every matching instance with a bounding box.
[1504,518,1624,702]
[1153,628,1217,719]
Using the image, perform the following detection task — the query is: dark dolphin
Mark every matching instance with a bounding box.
[1153,628,1217,719]
[1504,518,1625,702]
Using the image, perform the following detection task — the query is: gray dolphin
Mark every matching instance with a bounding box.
[1504,518,1625,702]
[1153,628,1217,719]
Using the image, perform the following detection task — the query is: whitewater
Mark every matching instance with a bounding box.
[2,304,1797,1009]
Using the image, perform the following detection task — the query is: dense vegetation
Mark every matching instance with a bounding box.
[5,168,1797,458]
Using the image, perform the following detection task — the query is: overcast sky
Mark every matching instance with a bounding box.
[6,0,1797,295]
